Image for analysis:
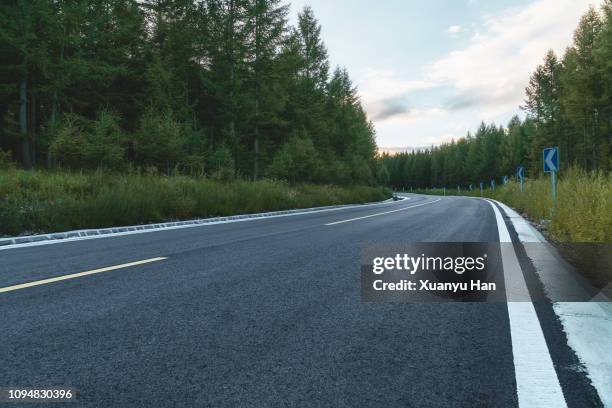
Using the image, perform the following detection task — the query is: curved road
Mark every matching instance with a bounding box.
[0,195,602,407]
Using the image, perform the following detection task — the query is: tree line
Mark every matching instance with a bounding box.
[381,2,612,190]
[0,0,378,184]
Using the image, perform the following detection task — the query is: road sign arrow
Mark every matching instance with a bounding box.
[545,150,555,171]
[543,147,559,173]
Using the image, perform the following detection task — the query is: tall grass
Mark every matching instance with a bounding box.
[413,168,612,242]
[0,170,391,236]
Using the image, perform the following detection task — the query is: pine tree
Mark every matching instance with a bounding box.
[287,6,332,155]
[561,7,604,170]
[297,6,328,90]
[594,0,612,170]
[244,0,288,179]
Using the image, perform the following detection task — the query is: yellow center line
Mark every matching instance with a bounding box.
[0,257,168,294]
[324,198,442,226]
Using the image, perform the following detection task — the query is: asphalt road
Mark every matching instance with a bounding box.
[0,195,601,407]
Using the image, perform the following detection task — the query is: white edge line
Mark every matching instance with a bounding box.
[490,199,611,406]
[0,257,168,294]
[485,198,567,408]
[325,198,441,226]
[0,197,412,251]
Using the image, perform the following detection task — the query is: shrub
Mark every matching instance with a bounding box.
[87,110,126,169]
[181,155,206,176]
[348,154,374,185]
[134,109,186,170]
[550,168,611,242]
[49,111,126,170]
[49,113,89,169]
[208,145,235,181]
[376,164,390,186]
[318,160,351,185]
[268,137,319,182]
[0,150,15,169]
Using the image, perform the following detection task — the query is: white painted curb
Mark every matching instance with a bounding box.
[0,195,405,250]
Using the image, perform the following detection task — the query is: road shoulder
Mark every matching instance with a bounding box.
[492,199,610,407]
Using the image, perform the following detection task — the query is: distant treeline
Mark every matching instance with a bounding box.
[0,1,378,184]
[381,3,612,190]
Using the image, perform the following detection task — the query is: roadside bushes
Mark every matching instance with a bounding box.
[48,114,90,169]
[543,168,610,242]
[44,111,376,184]
[268,137,319,183]
[207,145,235,181]
[47,109,210,176]
[485,168,611,242]
[268,137,375,185]
[0,169,391,236]
[133,109,186,170]
[88,111,126,169]
[49,111,126,170]
[0,150,15,169]
[414,168,612,242]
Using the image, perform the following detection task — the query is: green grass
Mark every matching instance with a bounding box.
[411,168,612,242]
[0,169,391,236]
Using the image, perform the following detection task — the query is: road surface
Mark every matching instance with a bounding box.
[0,195,604,407]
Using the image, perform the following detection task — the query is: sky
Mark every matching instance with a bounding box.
[288,0,604,149]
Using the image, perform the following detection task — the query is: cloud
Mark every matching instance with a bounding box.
[428,0,604,119]
[444,94,480,111]
[356,0,603,147]
[372,106,446,124]
[358,69,436,100]
[357,69,438,122]
[370,97,410,121]
[362,0,602,126]
[446,25,463,38]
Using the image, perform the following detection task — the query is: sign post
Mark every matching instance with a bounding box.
[516,166,525,192]
[543,147,559,202]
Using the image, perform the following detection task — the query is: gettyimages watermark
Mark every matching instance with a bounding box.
[360,243,611,303]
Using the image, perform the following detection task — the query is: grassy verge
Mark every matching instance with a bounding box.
[0,169,391,236]
[411,168,611,243]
